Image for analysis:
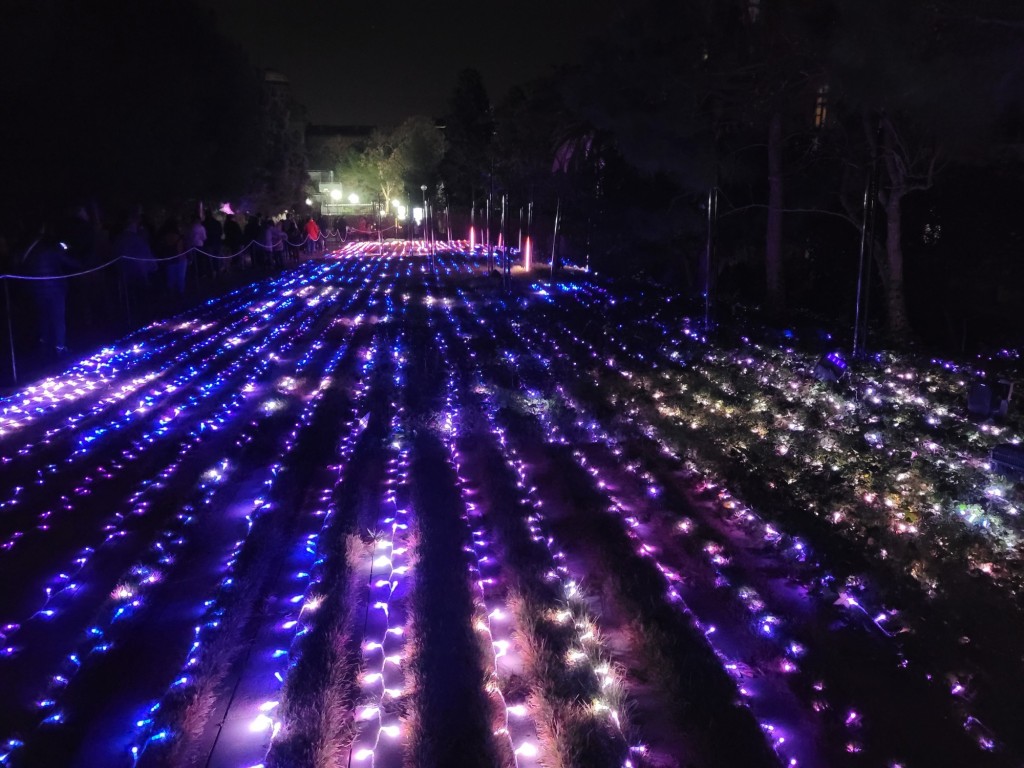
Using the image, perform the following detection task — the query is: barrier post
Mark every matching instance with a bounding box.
[4,277,17,385]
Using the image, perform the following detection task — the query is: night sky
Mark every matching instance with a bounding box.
[196,0,622,127]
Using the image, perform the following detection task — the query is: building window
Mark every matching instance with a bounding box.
[814,85,830,128]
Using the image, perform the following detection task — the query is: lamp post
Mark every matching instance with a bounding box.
[420,184,432,270]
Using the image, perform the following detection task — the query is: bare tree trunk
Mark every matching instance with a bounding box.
[883,190,912,341]
[765,110,785,315]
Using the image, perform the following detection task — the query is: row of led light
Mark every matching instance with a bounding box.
[515,280,998,758]
[428,298,544,767]
[663,346,1015,741]
[542,287,1001,756]
[638,338,1024,593]
[446,290,646,767]
[128,262,387,763]
[349,312,416,767]
[4,268,379,763]
[252,336,380,757]
[3,367,269,753]
[0,257,322,443]
[642,309,1023,562]
[517,289,935,761]
[0,312,287,652]
[533,287,961,571]
[0,456,231,765]
[705,341,1018,521]
[618,334,1003,754]
[0,261,371,618]
[0,259,378,536]
[528,274,1004,754]
[0,274,352,638]
[236,335,381,765]
[0,265,329,524]
[487,291,839,766]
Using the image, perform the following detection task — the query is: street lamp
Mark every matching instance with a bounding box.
[420,184,432,267]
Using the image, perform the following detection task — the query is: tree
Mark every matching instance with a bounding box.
[0,0,272,220]
[828,0,1024,340]
[439,69,494,206]
[347,117,444,212]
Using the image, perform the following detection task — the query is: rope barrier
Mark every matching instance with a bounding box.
[0,231,337,281]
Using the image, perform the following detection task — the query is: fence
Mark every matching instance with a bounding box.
[1,230,337,386]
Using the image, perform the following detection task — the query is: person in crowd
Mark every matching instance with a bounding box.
[223,213,243,271]
[113,214,157,322]
[202,209,223,277]
[335,215,348,242]
[157,216,186,302]
[244,213,263,268]
[264,217,285,269]
[284,216,300,262]
[304,216,320,254]
[21,221,79,359]
[184,213,206,275]
[56,204,100,330]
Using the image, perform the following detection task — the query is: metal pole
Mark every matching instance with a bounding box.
[501,193,509,290]
[550,197,561,283]
[518,206,524,255]
[376,198,383,254]
[704,186,717,332]
[485,195,492,273]
[853,152,879,358]
[4,278,17,385]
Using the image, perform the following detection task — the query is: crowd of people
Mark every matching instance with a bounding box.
[0,205,348,374]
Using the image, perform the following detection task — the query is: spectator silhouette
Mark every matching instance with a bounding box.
[267,218,286,268]
[202,210,222,277]
[223,213,243,271]
[157,217,186,302]
[244,213,263,268]
[113,215,156,323]
[20,224,79,360]
[184,213,206,273]
[284,216,300,262]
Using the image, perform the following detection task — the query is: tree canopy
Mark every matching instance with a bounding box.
[0,0,304,224]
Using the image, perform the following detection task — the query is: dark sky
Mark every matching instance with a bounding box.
[196,0,622,127]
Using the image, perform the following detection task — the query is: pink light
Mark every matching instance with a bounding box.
[524,237,532,271]
[469,226,476,251]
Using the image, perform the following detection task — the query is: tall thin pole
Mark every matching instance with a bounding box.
[4,278,17,385]
[704,186,717,332]
[550,197,561,283]
[854,122,881,359]
[376,197,383,254]
[517,206,524,254]
[501,193,509,290]
[485,195,492,273]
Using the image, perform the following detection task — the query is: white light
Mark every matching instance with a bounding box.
[515,742,539,757]
[249,713,274,732]
[330,189,342,201]
[349,193,360,204]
